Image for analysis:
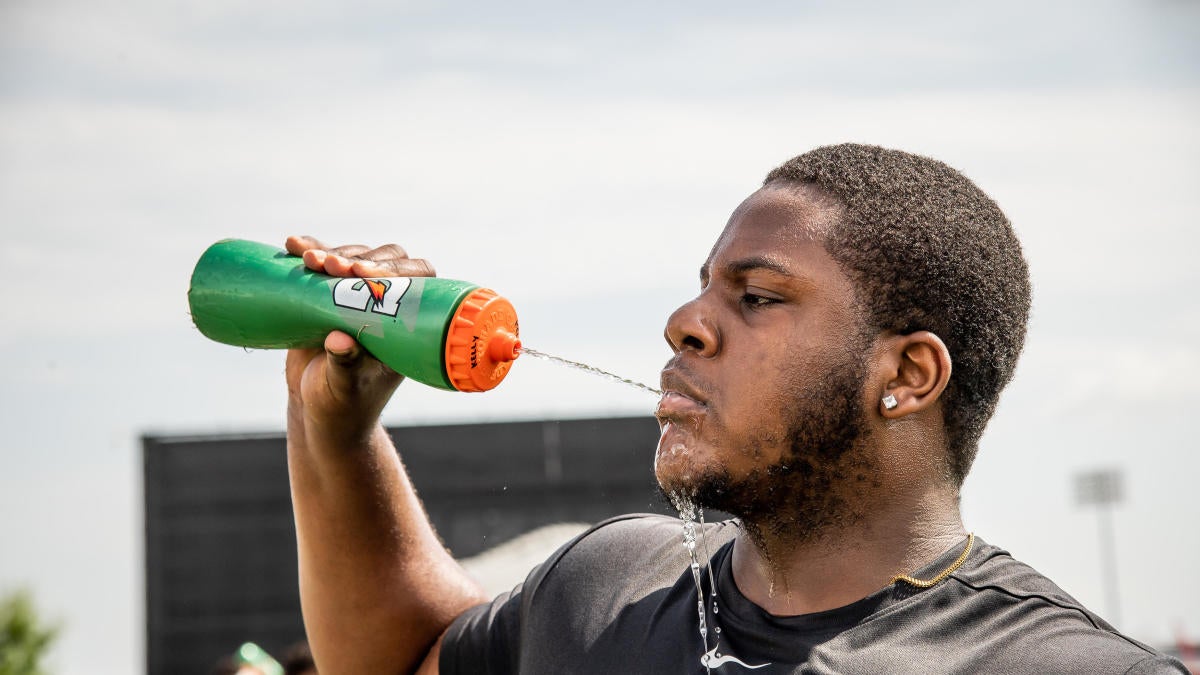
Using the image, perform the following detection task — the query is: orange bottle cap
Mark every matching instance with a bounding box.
[443,287,521,392]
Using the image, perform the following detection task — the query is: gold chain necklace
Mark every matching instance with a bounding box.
[890,532,975,589]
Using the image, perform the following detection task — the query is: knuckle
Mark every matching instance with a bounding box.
[328,244,370,258]
[385,258,435,277]
[370,243,409,260]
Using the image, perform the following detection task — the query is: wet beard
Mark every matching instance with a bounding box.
[664,353,878,549]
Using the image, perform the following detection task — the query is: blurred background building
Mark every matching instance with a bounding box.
[143,416,669,674]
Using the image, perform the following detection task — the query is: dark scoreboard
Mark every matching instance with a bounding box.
[143,416,669,674]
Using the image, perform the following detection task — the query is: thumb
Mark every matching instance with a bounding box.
[324,330,365,371]
[321,331,404,411]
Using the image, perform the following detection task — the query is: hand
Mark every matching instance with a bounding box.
[285,235,437,279]
[283,236,438,442]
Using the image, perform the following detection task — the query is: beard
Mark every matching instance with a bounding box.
[660,346,878,548]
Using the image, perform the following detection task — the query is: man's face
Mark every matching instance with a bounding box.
[655,184,880,538]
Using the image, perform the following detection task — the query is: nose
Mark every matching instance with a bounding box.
[664,296,720,357]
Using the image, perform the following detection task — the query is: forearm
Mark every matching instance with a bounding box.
[288,418,486,673]
[276,237,473,672]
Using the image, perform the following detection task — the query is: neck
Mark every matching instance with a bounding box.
[729,482,965,616]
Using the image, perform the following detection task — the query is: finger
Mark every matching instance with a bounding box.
[302,251,370,276]
[291,240,434,278]
[320,253,372,277]
[351,257,437,278]
[355,243,411,261]
[323,330,362,363]
[312,246,375,275]
[301,249,331,273]
[322,331,404,405]
[285,235,329,256]
[350,244,435,278]
[325,244,373,258]
[314,243,393,276]
[321,331,369,400]
[291,238,374,274]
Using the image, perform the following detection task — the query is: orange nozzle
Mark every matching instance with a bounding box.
[488,329,521,362]
[443,287,521,392]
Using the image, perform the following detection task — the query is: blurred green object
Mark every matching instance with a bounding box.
[0,590,59,675]
[236,642,283,675]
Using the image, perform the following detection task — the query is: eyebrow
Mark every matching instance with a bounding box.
[700,255,796,283]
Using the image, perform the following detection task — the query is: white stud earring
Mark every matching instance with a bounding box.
[882,394,898,410]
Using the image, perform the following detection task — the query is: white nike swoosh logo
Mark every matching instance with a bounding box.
[700,647,771,670]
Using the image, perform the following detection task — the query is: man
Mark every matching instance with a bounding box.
[282,144,1184,673]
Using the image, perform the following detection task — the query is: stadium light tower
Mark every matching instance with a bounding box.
[1074,468,1124,628]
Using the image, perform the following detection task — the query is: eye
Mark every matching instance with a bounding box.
[740,292,779,309]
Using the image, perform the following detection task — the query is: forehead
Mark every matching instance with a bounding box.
[705,184,844,273]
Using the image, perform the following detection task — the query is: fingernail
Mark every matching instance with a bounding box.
[327,342,360,362]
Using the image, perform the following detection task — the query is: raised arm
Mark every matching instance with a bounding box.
[282,236,487,674]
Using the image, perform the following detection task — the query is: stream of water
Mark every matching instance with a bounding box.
[518,347,661,396]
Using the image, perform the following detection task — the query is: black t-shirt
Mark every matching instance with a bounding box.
[441,514,1184,674]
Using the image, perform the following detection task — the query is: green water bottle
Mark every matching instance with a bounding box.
[188,239,521,392]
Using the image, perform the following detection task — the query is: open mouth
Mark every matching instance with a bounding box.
[655,390,706,421]
[656,366,709,424]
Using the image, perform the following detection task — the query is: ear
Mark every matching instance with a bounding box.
[876,331,952,419]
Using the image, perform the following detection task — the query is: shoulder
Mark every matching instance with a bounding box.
[934,540,1185,673]
[951,540,1118,634]
[520,514,737,651]
[951,541,1100,615]
[556,512,736,551]
[443,514,737,671]
[530,513,737,590]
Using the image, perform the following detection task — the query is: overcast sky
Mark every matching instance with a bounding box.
[2,1,1198,672]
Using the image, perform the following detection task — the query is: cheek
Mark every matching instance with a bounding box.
[719,357,805,446]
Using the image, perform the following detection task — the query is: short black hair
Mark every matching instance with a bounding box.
[765,143,1031,484]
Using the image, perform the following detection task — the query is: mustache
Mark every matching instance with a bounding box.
[660,360,713,398]
[656,359,716,424]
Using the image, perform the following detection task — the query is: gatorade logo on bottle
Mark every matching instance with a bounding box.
[331,277,413,317]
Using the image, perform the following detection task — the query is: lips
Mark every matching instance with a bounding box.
[656,390,706,418]
[656,368,708,422]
